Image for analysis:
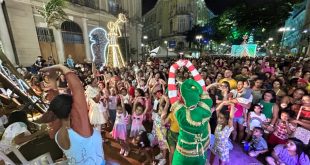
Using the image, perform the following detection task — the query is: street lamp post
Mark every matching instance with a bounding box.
[164,40,168,59]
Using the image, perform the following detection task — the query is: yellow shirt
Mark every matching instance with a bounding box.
[306,83,310,93]
[169,113,179,133]
[219,78,237,89]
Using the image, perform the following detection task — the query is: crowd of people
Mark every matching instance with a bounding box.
[1,55,310,165]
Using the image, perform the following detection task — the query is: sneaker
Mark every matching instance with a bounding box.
[155,153,163,160]
[158,159,166,165]
[119,148,124,155]
[124,150,129,157]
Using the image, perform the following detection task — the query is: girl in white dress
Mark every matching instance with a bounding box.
[85,79,105,131]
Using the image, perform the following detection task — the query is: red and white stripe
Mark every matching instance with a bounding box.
[168,59,206,104]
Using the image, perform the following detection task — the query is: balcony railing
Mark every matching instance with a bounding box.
[69,0,98,10]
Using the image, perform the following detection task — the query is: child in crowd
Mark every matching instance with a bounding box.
[109,88,118,125]
[245,104,267,141]
[164,112,179,165]
[119,87,132,115]
[152,100,169,165]
[266,138,310,165]
[210,100,235,165]
[247,127,268,157]
[238,80,252,99]
[111,98,130,157]
[85,78,105,132]
[130,100,147,138]
[268,110,297,147]
[132,131,153,165]
[144,91,153,122]
[88,93,106,131]
[99,91,109,128]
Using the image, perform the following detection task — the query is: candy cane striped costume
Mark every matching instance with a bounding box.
[168,60,206,104]
[168,59,212,165]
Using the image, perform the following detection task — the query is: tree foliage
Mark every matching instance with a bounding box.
[209,0,303,44]
[37,0,68,29]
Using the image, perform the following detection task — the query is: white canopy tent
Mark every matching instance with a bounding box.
[149,46,178,58]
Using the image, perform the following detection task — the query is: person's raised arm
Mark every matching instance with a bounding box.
[41,64,92,137]
[228,103,235,127]
[271,104,279,126]
[91,63,96,77]
[135,72,141,86]
[162,95,170,119]
[215,101,227,114]
[119,96,126,113]
[132,98,138,113]
[143,98,148,115]
[147,72,153,86]
[206,83,219,91]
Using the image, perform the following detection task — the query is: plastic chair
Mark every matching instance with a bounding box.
[0,143,53,165]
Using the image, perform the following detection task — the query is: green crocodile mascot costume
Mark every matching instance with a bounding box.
[168,60,212,165]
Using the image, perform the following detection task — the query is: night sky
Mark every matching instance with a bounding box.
[142,0,279,15]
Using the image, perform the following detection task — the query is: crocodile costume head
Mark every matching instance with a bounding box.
[180,79,203,108]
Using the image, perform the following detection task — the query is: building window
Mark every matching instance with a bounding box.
[179,18,185,32]
[108,0,122,15]
[61,21,84,44]
[70,0,98,9]
[36,27,54,42]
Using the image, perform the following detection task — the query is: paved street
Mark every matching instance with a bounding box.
[103,131,262,165]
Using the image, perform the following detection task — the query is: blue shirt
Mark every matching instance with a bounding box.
[251,136,268,151]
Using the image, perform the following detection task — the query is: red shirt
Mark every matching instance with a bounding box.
[129,86,135,97]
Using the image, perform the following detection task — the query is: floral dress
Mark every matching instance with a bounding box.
[152,112,168,150]
[211,125,234,161]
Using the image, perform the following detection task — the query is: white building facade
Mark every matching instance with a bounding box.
[0,0,142,66]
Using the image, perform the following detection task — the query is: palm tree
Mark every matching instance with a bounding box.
[37,0,68,63]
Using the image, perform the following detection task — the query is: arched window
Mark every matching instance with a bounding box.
[61,21,84,44]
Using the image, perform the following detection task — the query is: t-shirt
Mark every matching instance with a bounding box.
[109,96,118,110]
[273,120,296,140]
[251,136,268,151]
[128,86,135,97]
[234,103,244,118]
[252,89,263,105]
[168,113,179,133]
[274,144,310,165]
[249,112,266,130]
[240,88,252,99]
[0,122,31,153]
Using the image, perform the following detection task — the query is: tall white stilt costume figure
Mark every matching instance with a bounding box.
[106,13,126,68]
